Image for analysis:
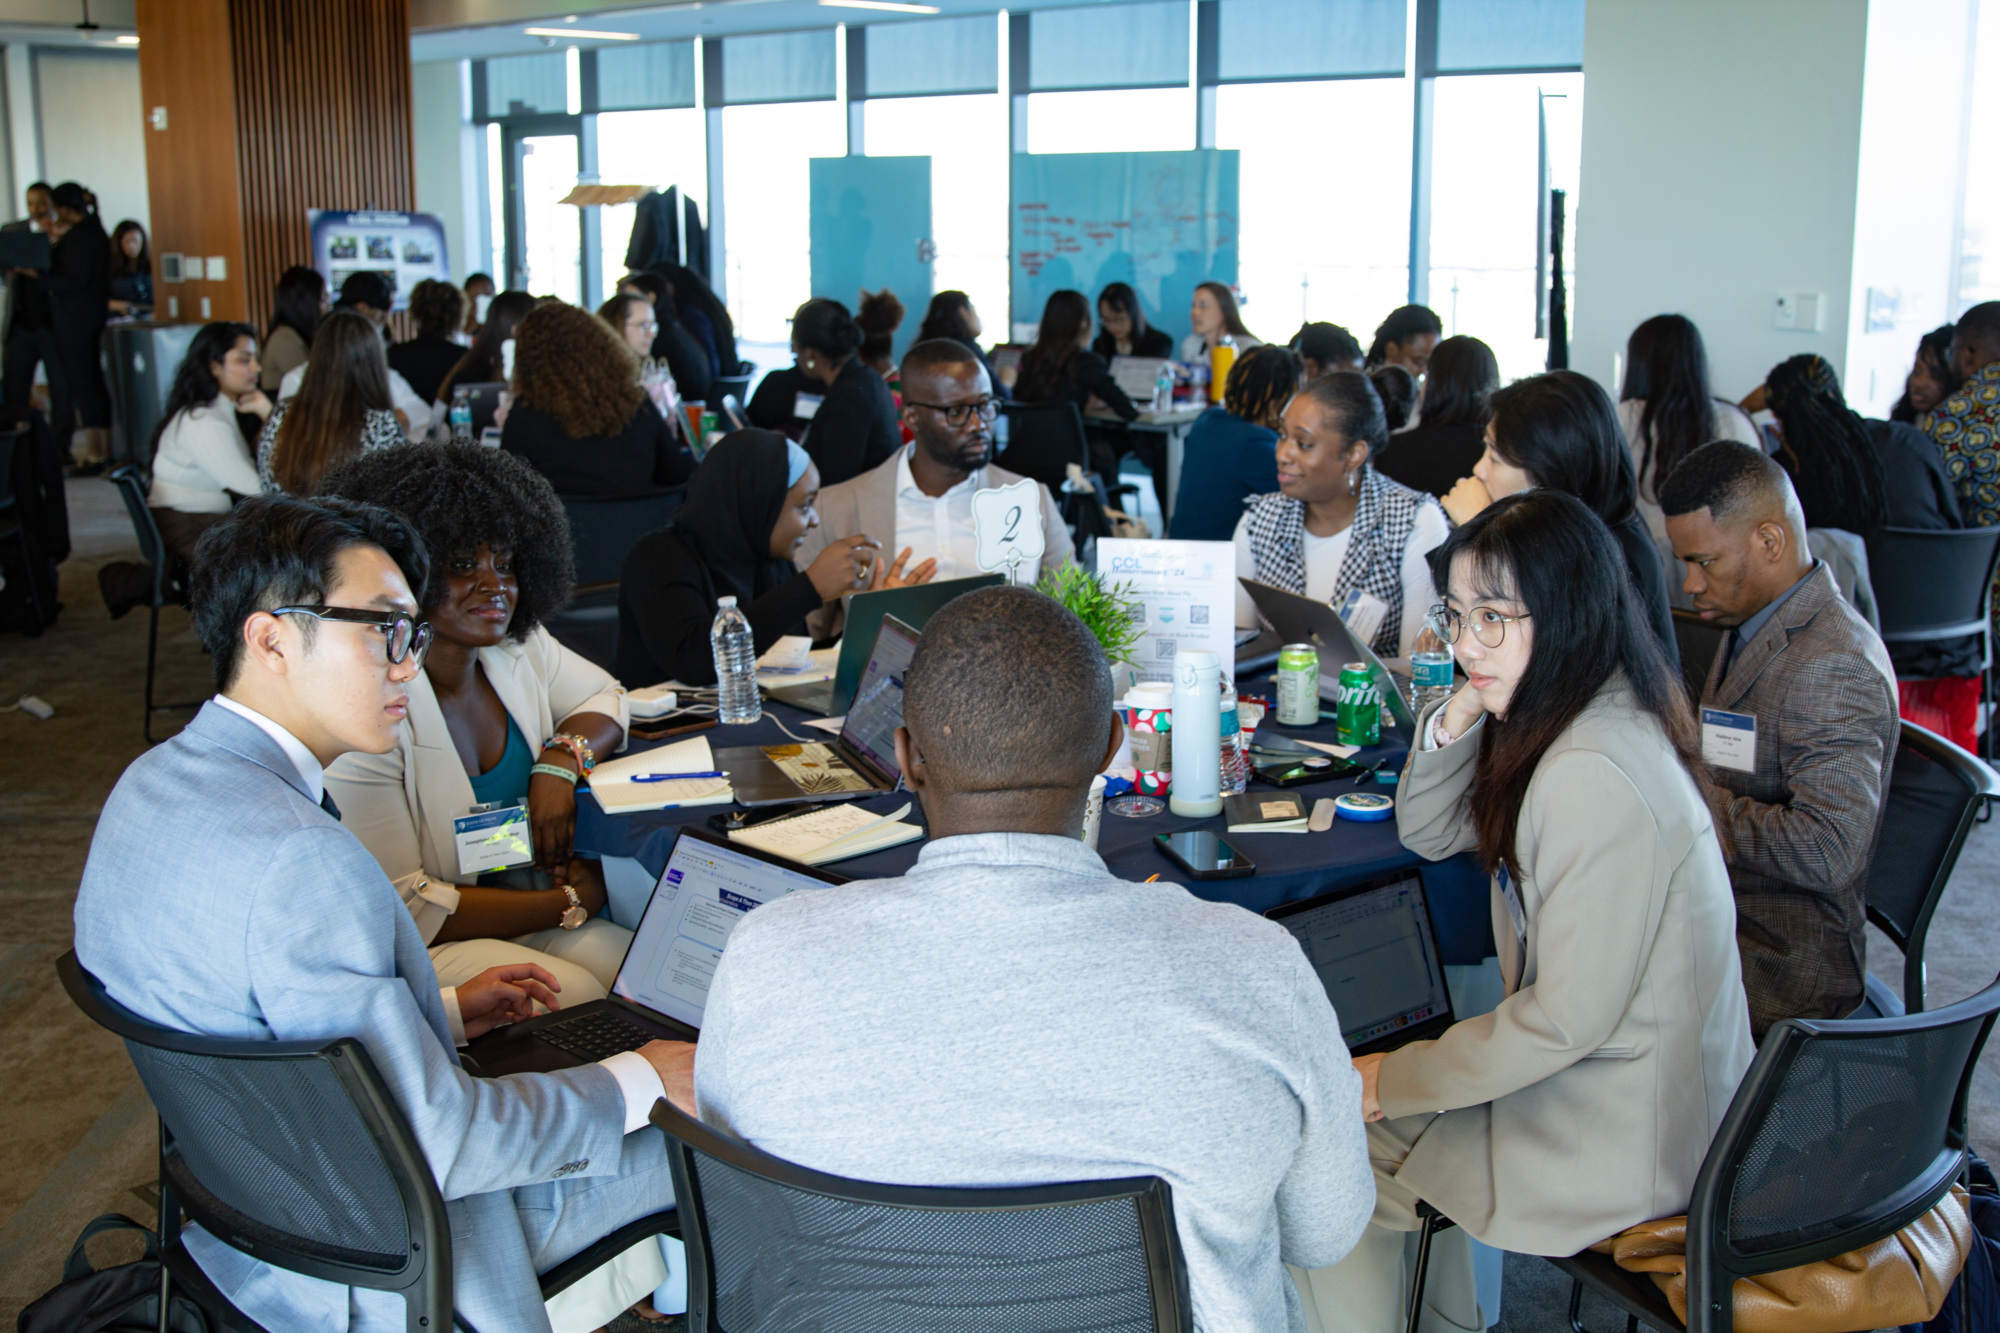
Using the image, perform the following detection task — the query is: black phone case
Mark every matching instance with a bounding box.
[1153,833,1256,880]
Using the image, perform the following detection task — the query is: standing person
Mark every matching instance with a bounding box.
[1891,325,1959,427]
[1292,322,1365,382]
[257,310,405,495]
[1,182,60,429]
[261,265,325,394]
[438,289,535,405]
[1232,372,1450,660]
[144,322,272,565]
[1618,313,1762,540]
[1661,442,1898,1038]
[387,278,469,410]
[1091,281,1173,359]
[106,219,151,316]
[1374,335,1498,497]
[916,289,1005,393]
[1179,280,1260,362]
[1364,304,1442,377]
[1169,344,1297,541]
[1296,489,1752,1333]
[793,297,901,487]
[45,182,111,470]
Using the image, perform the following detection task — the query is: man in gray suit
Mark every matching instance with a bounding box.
[75,495,695,1332]
[1663,441,1898,1038]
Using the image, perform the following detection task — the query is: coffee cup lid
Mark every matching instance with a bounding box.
[1123,681,1173,708]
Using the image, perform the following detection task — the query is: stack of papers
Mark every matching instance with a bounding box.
[1224,791,1310,833]
[756,635,817,674]
[588,737,734,814]
[730,801,923,866]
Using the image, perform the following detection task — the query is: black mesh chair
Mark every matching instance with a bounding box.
[543,488,686,670]
[648,1097,1192,1333]
[109,465,205,742]
[0,424,49,633]
[1548,973,2000,1333]
[1868,525,2000,757]
[998,401,1115,550]
[1853,720,2000,1017]
[59,951,676,1333]
[1670,608,1723,708]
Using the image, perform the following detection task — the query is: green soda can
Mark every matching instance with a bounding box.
[1275,643,1320,726]
[1336,662,1381,748]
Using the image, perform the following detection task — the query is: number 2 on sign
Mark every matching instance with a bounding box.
[1002,506,1021,542]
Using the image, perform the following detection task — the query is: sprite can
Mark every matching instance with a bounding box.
[1276,643,1319,726]
[1336,662,1381,749]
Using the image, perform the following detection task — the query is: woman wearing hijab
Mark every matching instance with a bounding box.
[614,430,888,686]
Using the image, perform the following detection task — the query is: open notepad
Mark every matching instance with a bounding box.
[729,801,923,866]
[587,737,735,814]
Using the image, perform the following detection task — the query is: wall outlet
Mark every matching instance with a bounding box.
[1774,292,1822,332]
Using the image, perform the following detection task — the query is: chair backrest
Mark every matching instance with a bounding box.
[713,372,753,407]
[1864,721,2000,1011]
[562,489,686,591]
[0,425,21,513]
[1867,525,2000,641]
[998,402,1089,491]
[650,1099,1191,1333]
[1682,974,2000,1333]
[1671,608,1723,705]
[57,952,452,1330]
[108,463,178,607]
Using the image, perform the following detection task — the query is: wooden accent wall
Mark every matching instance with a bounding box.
[135,0,414,330]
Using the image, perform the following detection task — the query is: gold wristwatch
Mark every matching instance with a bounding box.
[559,885,588,930]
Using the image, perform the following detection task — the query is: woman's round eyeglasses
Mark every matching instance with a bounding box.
[1425,603,1531,649]
[272,606,433,667]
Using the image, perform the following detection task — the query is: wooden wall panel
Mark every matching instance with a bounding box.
[136,0,250,322]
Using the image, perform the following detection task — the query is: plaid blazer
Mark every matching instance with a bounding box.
[1700,563,1898,1038]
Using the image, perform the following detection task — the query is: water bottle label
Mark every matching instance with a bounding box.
[1413,655,1454,690]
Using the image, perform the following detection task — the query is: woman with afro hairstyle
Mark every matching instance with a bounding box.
[501,301,692,497]
[320,443,637,1002]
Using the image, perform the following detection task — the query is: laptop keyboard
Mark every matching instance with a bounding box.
[534,1010,660,1061]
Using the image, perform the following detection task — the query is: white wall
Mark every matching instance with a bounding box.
[412,58,488,281]
[1572,0,1869,401]
[34,47,148,234]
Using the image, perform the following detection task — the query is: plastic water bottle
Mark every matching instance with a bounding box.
[711,596,761,724]
[449,386,473,444]
[1219,680,1248,795]
[1411,649,1455,721]
[1169,650,1222,818]
[1152,361,1174,413]
[1188,359,1211,409]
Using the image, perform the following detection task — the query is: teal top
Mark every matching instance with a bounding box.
[466,716,534,807]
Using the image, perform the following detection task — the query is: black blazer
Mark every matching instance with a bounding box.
[1020,349,1138,421]
[1090,326,1174,361]
[614,527,823,687]
[1611,509,1678,669]
[801,357,900,487]
[1373,422,1486,498]
[500,399,691,498]
[45,216,109,347]
[651,315,713,402]
[387,336,465,408]
[746,363,813,438]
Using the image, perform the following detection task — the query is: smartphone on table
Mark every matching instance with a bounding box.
[1154,830,1256,880]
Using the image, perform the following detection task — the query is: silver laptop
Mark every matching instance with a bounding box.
[1238,579,1418,729]
[1110,355,1171,401]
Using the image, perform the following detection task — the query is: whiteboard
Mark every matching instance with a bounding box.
[1010,150,1239,342]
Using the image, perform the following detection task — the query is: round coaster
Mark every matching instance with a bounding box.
[1333,791,1396,822]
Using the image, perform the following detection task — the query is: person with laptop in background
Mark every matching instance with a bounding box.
[1290,490,1753,1333]
[694,585,1376,1331]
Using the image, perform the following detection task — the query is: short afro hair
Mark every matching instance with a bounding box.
[902,586,1113,794]
[315,443,575,639]
[1658,439,1792,524]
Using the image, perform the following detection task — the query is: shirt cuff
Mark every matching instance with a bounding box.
[441,987,467,1047]
[1424,711,1456,751]
[600,1049,668,1134]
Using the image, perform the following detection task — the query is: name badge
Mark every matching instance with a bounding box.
[1700,708,1758,774]
[454,802,534,879]
[1498,863,1528,948]
[1338,589,1390,647]
[793,391,824,421]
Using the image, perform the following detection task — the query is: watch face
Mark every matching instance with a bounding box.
[560,904,589,929]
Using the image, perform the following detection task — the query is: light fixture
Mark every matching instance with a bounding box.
[818,0,942,11]
[522,25,640,40]
[113,34,139,44]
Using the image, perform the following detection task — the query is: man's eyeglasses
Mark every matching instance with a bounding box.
[1426,603,1531,649]
[271,606,432,666]
[903,396,1001,428]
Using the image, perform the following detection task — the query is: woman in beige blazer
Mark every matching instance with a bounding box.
[322,445,635,1004]
[1292,490,1755,1333]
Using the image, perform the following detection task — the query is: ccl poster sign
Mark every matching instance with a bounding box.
[307,210,451,312]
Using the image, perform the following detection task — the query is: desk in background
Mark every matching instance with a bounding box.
[1084,405,1204,529]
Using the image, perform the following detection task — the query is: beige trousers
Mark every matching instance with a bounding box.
[428,917,633,1004]
[1290,1113,1487,1333]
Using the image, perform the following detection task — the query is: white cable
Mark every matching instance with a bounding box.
[1,695,53,719]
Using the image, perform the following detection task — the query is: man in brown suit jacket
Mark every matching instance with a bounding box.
[1663,442,1898,1038]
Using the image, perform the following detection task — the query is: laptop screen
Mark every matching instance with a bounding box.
[839,615,918,782]
[1275,873,1452,1053]
[613,833,837,1031]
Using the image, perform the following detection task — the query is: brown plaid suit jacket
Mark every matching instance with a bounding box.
[1700,563,1898,1039]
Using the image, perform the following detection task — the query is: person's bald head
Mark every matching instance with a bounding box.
[899,337,994,476]
[1659,440,1813,627]
[1952,301,2000,380]
[895,586,1120,837]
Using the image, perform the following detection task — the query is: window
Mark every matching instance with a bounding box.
[721,100,846,342]
[518,133,582,304]
[865,16,999,98]
[1959,8,2000,311]
[597,41,697,111]
[1435,0,1585,73]
[598,109,709,293]
[1215,0,1405,82]
[482,51,566,118]
[722,30,837,104]
[1025,88,1196,154]
[1029,2,1189,91]
[865,93,1010,345]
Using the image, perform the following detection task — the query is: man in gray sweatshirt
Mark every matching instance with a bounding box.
[696,585,1375,1331]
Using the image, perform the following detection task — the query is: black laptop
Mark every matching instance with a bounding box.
[462,826,845,1076]
[1266,868,1456,1056]
[766,575,1001,716]
[1239,579,1418,729]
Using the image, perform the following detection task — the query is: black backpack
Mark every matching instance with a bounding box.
[16,1214,210,1333]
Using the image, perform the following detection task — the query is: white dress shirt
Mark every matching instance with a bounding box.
[893,445,987,581]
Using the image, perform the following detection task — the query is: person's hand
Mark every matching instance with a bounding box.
[869,546,937,591]
[1740,384,1769,415]
[235,386,273,422]
[1353,1052,1387,1122]
[1440,475,1494,526]
[458,963,561,1038]
[529,754,582,872]
[638,1039,699,1116]
[1439,680,1486,744]
[805,535,881,602]
[553,857,608,917]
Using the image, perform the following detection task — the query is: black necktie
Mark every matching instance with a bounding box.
[319,788,342,822]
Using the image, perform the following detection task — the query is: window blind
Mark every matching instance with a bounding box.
[722,29,838,104]
[865,15,999,98]
[597,40,697,110]
[1435,0,1585,72]
[1216,0,1405,82]
[482,51,567,118]
[1029,1,1190,92]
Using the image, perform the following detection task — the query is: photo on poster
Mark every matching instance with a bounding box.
[366,236,396,261]
[308,210,451,313]
[328,235,358,260]
[401,238,436,265]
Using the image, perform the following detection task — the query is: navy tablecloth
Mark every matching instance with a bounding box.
[572,697,1497,965]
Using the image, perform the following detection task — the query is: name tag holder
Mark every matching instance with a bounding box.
[1498,863,1528,949]
[793,391,824,421]
[454,800,534,880]
[1700,708,1758,774]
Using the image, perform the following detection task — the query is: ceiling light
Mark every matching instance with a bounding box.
[523,25,640,40]
[819,0,942,11]
[112,34,139,44]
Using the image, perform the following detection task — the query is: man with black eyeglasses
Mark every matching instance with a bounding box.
[797,338,1072,633]
[75,495,692,1331]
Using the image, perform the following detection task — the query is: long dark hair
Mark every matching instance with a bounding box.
[1890,325,1961,424]
[918,290,978,345]
[150,321,257,457]
[269,310,393,496]
[440,289,535,400]
[269,265,326,346]
[1366,304,1441,368]
[1368,364,1417,432]
[1621,314,1720,503]
[1763,354,1888,533]
[1432,490,1703,873]
[1488,370,1638,527]
[1016,290,1092,403]
[109,219,149,276]
[1417,335,1499,429]
[1194,281,1255,342]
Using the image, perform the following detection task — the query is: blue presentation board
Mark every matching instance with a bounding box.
[1010,150,1239,344]
[809,155,934,364]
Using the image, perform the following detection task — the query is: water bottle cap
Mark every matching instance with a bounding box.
[717,595,737,608]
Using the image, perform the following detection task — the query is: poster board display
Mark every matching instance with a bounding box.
[1097,537,1238,686]
[308,210,451,312]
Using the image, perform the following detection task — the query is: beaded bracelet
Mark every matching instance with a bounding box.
[541,732,596,775]
[530,762,579,786]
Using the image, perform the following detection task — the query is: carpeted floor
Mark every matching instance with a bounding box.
[0,477,1994,1329]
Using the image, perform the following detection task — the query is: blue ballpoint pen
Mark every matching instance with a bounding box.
[630,770,727,783]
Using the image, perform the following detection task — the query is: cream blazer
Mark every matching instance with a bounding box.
[1384,679,1754,1255]
[325,627,629,943]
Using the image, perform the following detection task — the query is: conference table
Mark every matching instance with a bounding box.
[571,687,1497,968]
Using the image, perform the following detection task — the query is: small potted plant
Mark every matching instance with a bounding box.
[1036,563,1144,694]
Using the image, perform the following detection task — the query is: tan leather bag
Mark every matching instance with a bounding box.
[1588,1186,1971,1333]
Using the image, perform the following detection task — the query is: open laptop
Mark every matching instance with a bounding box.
[717,614,918,806]
[1109,355,1172,403]
[1239,579,1418,729]
[463,827,845,1076]
[1266,868,1456,1057]
[767,574,1001,716]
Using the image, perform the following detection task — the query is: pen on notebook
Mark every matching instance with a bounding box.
[630,771,727,783]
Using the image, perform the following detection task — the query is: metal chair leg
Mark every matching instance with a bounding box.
[1406,1202,1454,1333]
